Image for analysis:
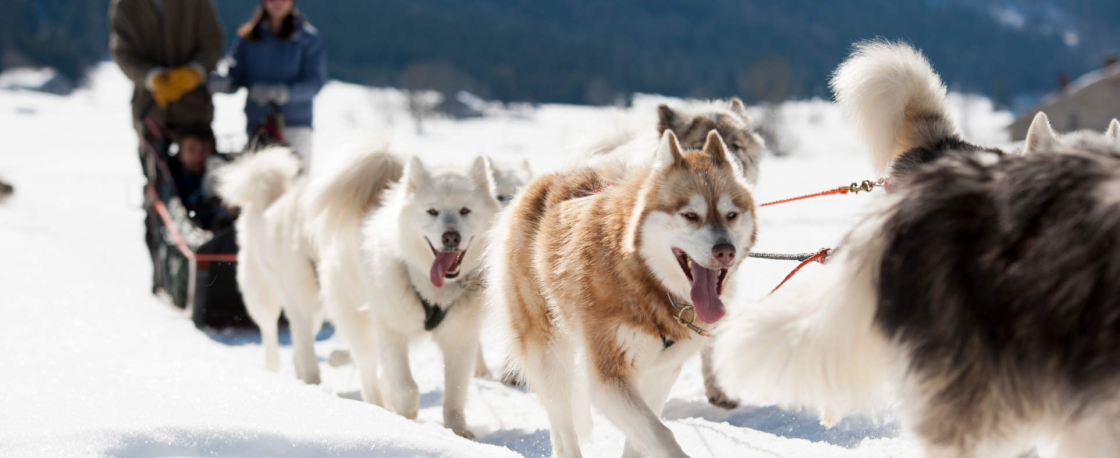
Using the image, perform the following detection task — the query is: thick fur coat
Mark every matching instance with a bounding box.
[216,147,325,384]
[715,41,1120,458]
[490,130,757,458]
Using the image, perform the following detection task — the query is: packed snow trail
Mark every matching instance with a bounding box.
[0,63,1009,457]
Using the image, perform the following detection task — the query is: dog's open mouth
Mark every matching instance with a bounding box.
[673,248,728,324]
[427,238,468,288]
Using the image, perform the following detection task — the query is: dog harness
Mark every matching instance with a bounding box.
[408,273,484,331]
[666,293,714,338]
[659,332,675,350]
[656,293,716,351]
[415,293,450,331]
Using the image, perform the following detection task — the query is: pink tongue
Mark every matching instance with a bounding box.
[689,263,725,324]
[429,251,460,288]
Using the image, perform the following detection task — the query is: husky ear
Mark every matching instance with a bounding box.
[1024,112,1057,155]
[521,159,533,175]
[657,104,681,135]
[1106,119,1120,141]
[727,97,750,121]
[404,156,430,193]
[654,130,685,168]
[469,156,497,196]
[703,130,735,170]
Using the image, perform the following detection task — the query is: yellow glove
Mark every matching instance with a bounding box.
[165,66,204,102]
[150,66,204,109]
[148,69,174,109]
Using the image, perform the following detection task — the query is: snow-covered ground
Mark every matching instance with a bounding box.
[0,63,1011,457]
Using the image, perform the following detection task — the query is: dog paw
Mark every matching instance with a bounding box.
[327,349,352,367]
[819,408,842,428]
[500,372,524,387]
[707,393,739,410]
[451,427,475,440]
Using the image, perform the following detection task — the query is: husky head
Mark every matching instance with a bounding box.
[399,156,500,288]
[632,130,758,325]
[489,158,533,207]
[1024,112,1120,155]
[657,98,767,183]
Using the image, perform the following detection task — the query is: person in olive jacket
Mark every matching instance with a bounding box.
[109,0,224,292]
[110,0,224,140]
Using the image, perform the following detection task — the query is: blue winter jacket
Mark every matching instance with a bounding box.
[227,17,326,132]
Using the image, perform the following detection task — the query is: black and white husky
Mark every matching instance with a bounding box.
[715,41,1120,458]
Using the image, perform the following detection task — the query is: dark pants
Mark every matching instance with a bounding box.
[139,147,161,293]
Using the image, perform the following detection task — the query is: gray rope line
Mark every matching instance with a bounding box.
[748,251,823,262]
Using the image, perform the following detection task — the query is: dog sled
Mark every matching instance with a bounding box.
[141,111,289,329]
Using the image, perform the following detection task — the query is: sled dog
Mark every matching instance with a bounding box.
[715,41,1120,458]
[309,152,499,439]
[476,157,534,378]
[584,97,766,185]
[582,98,766,408]
[490,130,757,457]
[491,158,534,207]
[295,154,530,380]
[216,147,334,385]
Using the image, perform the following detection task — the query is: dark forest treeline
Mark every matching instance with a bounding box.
[1,0,1114,106]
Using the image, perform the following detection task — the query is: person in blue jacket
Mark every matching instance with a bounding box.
[213,0,326,171]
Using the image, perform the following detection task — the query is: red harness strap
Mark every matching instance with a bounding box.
[768,248,831,295]
[759,178,887,207]
[753,179,889,294]
[760,187,849,207]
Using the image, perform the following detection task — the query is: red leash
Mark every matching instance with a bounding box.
[767,248,831,294]
[759,178,886,207]
[760,187,850,207]
[755,178,886,294]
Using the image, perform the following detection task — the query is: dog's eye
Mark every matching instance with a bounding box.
[727,212,738,221]
[496,194,508,202]
[460,207,471,216]
[427,208,438,216]
[681,212,700,222]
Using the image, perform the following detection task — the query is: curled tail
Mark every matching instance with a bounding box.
[831,41,959,176]
[714,213,895,425]
[215,147,301,213]
[302,145,404,250]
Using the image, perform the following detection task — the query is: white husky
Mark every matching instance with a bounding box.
[490,158,534,207]
[216,147,329,385]
[307,153,500,438]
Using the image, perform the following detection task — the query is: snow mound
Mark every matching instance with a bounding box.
[0,62,1014,457]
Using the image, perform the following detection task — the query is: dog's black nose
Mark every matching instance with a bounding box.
[712,243,736,266]
[442,231,461,248]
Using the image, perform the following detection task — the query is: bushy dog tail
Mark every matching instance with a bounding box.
[303,144,404,250]
[215,147,301,213]
[831,41,958,175]
[714,211,895,425]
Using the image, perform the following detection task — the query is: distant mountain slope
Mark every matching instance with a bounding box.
[210,0,1114,105]
[2,0,1112,105]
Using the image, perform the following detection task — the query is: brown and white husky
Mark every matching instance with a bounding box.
[488,130,757,458]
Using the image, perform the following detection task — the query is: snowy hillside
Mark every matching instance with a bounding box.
[0,64,1010,457]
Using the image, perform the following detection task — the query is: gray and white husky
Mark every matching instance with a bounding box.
[307,151,501,439]
[583,98,767,185]
[715,41,1120,458]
